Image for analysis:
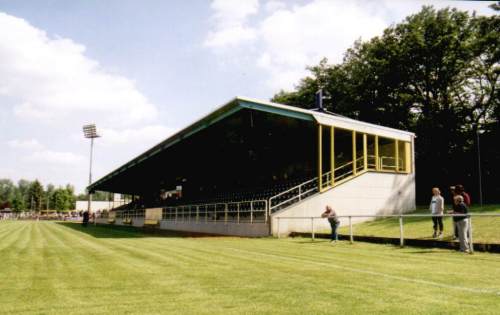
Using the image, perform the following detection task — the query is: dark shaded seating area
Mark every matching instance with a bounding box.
[94,107,318,214]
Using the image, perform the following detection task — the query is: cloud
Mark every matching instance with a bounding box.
[257,0,387,90]
[26,150,86,166]
[204,0,496,91]
[264,1,286,13]
[0,12,157,126]
[204,0,259,48]
[7,139,44,150]
[204,0,387,89]
[99,125,175,146]
[0,12,177,193]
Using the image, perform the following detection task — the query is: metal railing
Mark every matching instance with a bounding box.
[270,158,367,213]
[269,177,319,213]
[380,156,404,171]
[116,209,145,219]
[162,199,268,224]
[275,213,500,253]
[270,154,411,214]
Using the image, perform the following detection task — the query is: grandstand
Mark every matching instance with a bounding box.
[90,97,415,236]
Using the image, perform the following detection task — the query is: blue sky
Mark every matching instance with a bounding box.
[0,0,495,193]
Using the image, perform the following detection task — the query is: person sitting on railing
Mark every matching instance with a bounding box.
[429,187,444,238]
[321,205,340,244]
[448,195,470,253]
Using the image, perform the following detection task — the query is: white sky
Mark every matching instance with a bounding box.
[0,0,495,193]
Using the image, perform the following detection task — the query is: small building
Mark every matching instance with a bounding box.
[75,194,128,212]
[89,97,415,236]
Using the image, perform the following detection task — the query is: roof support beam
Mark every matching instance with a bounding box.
[239,100,314,121]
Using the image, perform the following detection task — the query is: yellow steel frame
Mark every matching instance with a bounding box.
[330,126,335,186]
[317,124,412,193]
[395,140,399,172]
[404,141,412,173]
[318,124,323,190]
[363,133,368,171]
[352,131,357,176]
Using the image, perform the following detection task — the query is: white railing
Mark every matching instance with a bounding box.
[275,213,500,253]
[269,177,319,213]
[116,209,145,219]
[380,156,404,170]
[162,199,268,224]
[270,157,367,213]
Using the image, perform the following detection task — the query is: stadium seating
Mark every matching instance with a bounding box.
[112,176,311,224]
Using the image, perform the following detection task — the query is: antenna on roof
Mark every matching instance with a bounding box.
[313,88,334,114]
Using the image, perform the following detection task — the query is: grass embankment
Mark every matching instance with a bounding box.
[0,221,499,314]
[337,205,500,243]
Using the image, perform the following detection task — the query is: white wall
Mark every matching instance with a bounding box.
[271,172,416,236]
[75,201,124,212]
[96,217,269,237]
[159,221,269,236]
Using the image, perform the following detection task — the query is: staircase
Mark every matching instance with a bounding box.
[268,156,369,213]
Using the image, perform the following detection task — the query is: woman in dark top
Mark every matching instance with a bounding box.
[448,195,470,253]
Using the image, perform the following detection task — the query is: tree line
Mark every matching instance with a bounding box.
[272,5,499,204]
[0,178,112,212]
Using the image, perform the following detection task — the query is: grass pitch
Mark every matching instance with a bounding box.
[0,221,499,314]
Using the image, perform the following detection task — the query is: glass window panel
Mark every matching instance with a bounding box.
[333,128,354,181]
[355,133,364,172]
[398,141,412,173]
[321,125,332,188]
[367,135,376,170]
[378,137,397,171]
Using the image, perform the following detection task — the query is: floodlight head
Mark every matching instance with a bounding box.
[83,124,100,138]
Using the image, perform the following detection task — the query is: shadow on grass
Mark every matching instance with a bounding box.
[405,249,445,254]
[56,222,218,239]
[56,222,147,238]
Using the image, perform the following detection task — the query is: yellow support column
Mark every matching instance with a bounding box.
[375,135,379,171]
[318,124,323,191]
[405,142,412,173]
[395,140,399,172]
[330,126,335,186]
[352,131,357,175]
[363,133,368,171]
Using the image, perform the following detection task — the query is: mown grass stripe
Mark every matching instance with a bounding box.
[1,221,499,315]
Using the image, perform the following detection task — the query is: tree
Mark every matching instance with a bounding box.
[28,180,45,211]
[76,190,112,202]
[45,184,55,210]
[0,179,15,208]
[17,179,32,210]
[11,191,26,212]
[272,6,500,203]
[65,184,76,210]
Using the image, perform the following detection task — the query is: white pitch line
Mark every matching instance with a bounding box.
[225,246,500,296]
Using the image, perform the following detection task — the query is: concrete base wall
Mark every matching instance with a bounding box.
[95,172,414,237]
[96,218,108,224]
[99,217,145,227]
[271,172,415,236]
[159,221,269,237]
[96,217,269,236]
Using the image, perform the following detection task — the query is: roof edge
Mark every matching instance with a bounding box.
[88,96,415,192]
[88,97,242,191]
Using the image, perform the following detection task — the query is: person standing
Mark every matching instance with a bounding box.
[429,188,444,238]
[453,185,471,239]
[449,195,470,253]
[321,205,340,243]
[455,185,471,206]
[82,211,89,227]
